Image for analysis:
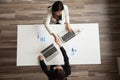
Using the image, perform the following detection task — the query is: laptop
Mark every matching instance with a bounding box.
[57,29,80,43]
[41,43,59,61]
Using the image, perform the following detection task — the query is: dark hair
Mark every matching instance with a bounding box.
[52,69,65,80]
[52,1,64,13]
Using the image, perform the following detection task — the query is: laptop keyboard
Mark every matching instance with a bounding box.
[44,47,57,58]
[62,31,75,42]
[41,44,57,58]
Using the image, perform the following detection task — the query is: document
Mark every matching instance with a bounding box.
[38,26,48,43]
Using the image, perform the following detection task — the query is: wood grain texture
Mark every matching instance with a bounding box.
[0,0,120,80]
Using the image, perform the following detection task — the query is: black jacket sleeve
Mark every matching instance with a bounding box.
[40,60,50,77]
[60,47,71,77]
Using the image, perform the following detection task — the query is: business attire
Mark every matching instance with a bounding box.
[40,47,71,80]
[44,5,70,34]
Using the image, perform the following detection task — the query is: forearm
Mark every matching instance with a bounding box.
[45,23,53,34]
[45,9,53,34]
[66,23,70,29]
[60,47,71,76]
[40,60,49,74]
[60,47,69,63]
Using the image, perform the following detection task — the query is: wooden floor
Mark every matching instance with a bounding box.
[0,0,120,80]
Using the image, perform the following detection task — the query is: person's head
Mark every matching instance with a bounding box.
[52,1,64,16]
[52,66,66,80]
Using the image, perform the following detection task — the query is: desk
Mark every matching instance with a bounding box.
[17,23,101,66]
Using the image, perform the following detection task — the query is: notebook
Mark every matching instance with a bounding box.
[41,44,59,61]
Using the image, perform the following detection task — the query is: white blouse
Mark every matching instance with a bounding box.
[44,5,70,34]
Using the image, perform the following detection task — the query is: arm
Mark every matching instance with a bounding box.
[39,55,50,77]
[44,8,53,34]
[60,47,71,77]
[60,47,69,65]
[64,5,72,32]
[54,34,71,76]
[65,5,70,24]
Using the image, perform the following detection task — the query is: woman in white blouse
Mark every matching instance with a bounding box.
[45,1,73,39]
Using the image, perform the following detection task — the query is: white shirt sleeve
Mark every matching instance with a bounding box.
[64,5,70,23]
[44,8,53,34]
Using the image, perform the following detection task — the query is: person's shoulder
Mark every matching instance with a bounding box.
[64,5,68,9]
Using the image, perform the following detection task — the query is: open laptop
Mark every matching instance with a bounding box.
[57,29,80,43]
[41,43,59,61]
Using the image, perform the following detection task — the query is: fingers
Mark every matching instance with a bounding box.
[52,33,62,47]
[39,55,44,61]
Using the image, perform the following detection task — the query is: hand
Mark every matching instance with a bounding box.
[52,33,62,47]
[39,55,44,61]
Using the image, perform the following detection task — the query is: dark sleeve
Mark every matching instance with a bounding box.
[40,60,50,77]
[60,47,71,77]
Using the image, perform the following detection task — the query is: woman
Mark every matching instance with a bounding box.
[39,35,71,80]
[44,1,72,38]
